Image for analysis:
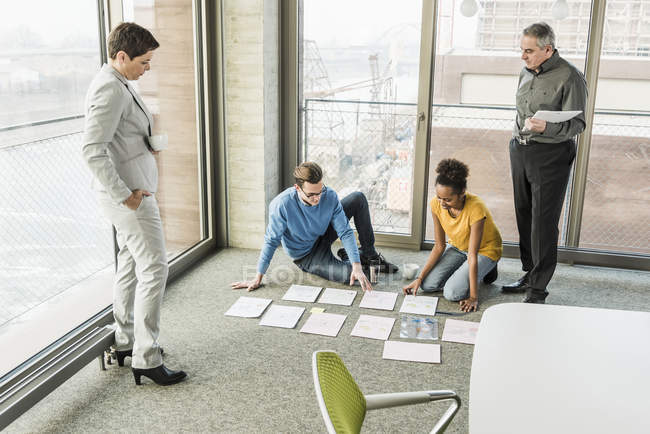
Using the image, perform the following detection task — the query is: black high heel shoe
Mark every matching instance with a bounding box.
[132,364,187,386]
[115,347,164,367]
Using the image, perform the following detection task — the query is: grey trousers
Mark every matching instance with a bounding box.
[98,193,167,369]
[420,245,497,301]
[509,138,575,292]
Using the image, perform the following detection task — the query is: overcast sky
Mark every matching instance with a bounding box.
[0,1,98,49]
[304,0,422,46]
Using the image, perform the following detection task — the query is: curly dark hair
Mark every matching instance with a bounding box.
[435,158,469,194]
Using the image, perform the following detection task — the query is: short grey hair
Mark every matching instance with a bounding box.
[523,22,556,49]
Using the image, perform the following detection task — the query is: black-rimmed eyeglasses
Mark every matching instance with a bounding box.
[301,185,326,198]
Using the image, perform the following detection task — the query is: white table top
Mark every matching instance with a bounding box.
[469,303,650,434]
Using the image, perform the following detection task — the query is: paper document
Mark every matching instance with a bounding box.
[382,341,441,364]
[400,315,438,340]
[441,319,479,345]
[317,288,357,306]
[399,295,438,316]
[359,290,398,311]
[224,296,272,318]
[300,312,347,337]
[351,315,395,341]
[259,305,305,329]
[532,110,582,123]
[282,284,322,303]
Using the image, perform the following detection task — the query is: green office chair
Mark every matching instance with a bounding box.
[312,351,461,434]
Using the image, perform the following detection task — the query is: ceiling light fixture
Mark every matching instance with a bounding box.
[460,0,479,18]
[552,0,570,20]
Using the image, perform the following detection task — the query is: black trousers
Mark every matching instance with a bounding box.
[509,138,576,291]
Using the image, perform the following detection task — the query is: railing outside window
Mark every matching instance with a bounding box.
[303,98,650,256]
[0,121,114,377]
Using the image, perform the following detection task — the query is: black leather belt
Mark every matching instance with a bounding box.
[514,136,539,146]
[515,137,573,147]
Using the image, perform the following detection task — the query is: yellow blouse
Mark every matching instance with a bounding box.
[430,192,502,261]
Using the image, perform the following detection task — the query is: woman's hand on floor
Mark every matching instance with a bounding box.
[402,278,422,296]
[459,297,478,312]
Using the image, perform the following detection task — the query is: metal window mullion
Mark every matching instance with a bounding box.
[411,0,437,249]
[208,0,228,247]
[281,0,299,189]
[103,0,124,264]
[193,0,210,242]
[106,0,123,31]
[97,0,108,64]
[304,98,309,161]
[96,0,117,267]
[566,0,607,248]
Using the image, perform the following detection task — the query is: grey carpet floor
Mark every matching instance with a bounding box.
[7,247,650,434]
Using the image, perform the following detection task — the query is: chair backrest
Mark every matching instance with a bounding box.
[312,351,367,434]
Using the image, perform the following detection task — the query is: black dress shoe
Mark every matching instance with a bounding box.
[362,253,399,273]
[522,293,548,304]
[116,347,164,367]
[501,275,529,293]
[337,248,350,263]
[522,288,548,304]
[482,264,498,284]
[132,364,187,386]
[338,249,399,273]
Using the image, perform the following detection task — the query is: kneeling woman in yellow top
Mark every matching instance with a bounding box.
[403,159,502,312]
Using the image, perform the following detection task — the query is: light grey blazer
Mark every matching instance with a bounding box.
[82,64,157,204]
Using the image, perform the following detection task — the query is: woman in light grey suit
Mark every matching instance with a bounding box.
[82,22,186,386]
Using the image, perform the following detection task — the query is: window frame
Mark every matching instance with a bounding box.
[0,0,228,427]
[283,0,649,271]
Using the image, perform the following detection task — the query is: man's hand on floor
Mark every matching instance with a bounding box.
[231,272,264,292]
[350,262,372,292]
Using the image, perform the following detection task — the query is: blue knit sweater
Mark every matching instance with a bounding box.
[256,187,360,274]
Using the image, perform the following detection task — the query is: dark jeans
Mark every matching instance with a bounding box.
[293,192,378,283]
[509,138,576,291]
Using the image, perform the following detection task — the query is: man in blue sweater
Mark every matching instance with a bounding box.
[231,162,398,292]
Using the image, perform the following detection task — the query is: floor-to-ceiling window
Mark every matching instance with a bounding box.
[0,0,211,381]
[0,0,112,378]
[290,0,649,266]
[301,0,423,236]
[579,0,650,255]
[424,0,591,244]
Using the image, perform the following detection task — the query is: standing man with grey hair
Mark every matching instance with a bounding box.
[501,22,587,303]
